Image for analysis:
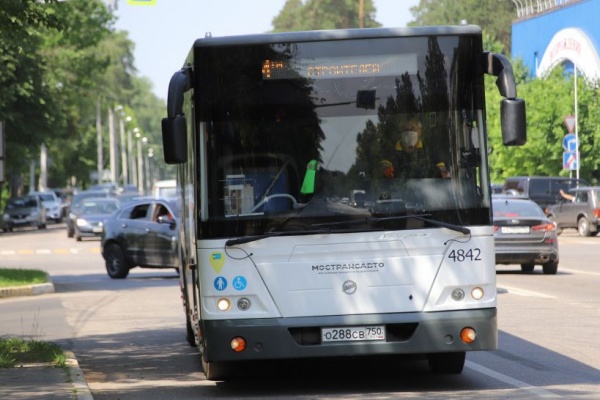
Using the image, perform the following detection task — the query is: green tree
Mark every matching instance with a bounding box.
[272,0,380,32]
[409,0,515,53]
[487,66,600,184]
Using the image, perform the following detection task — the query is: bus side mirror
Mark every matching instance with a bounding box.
[162,116,187,164]
[483,52,527,146]
[162,67,192,164]
[501,98,526,146]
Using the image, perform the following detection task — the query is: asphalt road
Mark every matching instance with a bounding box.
[1,223,599,399]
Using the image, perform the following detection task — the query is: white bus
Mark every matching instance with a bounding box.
[161,25,526,380]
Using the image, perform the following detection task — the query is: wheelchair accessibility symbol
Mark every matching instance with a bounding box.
[232,276,247,291]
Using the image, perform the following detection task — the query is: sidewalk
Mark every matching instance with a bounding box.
[0,352,94,400]
[0,280,94,400]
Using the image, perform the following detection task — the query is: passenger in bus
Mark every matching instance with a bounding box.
[380,117,449,180]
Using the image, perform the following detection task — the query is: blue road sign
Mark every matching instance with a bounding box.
[562,134,577,152]
[563,151,578,170]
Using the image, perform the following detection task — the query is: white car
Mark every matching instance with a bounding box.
[30,191,63,223]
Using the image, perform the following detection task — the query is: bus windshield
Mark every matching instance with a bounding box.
[197,35,491,238]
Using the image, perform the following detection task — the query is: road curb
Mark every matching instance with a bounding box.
[0,273,55,299]
[65,351,94,400]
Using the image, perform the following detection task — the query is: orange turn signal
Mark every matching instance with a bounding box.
[231,337,246,352]
[460,327,477,344]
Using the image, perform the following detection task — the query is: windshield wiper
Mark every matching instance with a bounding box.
[226,215,470,247]
[311,214,470,235]
[225,228,332,246]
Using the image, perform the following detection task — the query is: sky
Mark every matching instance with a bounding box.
[113,0,420,101]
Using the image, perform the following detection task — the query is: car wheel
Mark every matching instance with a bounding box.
[542,261,558,275]
[427,352,465,374]
[104,243,130,279]
[521,263,535,273]
[578,217,591,237]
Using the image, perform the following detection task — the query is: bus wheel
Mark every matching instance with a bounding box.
[104,243,130,279]
[427,352,465,374]
[202,357,229,380]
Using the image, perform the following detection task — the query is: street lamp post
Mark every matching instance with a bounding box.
[117,108,128,185]
[136,131,147,194]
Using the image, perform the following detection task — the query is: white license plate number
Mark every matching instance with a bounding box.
[322,326,385,342]
[501,226,529,234]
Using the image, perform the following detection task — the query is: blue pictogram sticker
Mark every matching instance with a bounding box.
[232,276,247,291]
[214,276,227,291]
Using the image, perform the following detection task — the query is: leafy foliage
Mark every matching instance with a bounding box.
[272,0,380,31]
[409,0,515,53]
[0,0,166,196]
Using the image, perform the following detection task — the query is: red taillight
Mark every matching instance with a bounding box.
[493,225,499,232]
[532,223,555,232]
[594,209,600,218]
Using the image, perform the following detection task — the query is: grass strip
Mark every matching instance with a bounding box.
[0,337,66,368]
[0,268,48,288]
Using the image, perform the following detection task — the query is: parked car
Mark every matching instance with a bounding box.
[101,198,179,278]
[72,197,121,241]
[546,186,600,237]
[1,195,47,232]
[66,190,115,238]
[502,176,588,210]
[30,191,62,223]
[492,194,559,274]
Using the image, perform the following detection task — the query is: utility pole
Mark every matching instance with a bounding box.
[108,107,118,184]
[96,98,103,184]
[358,0,364,28]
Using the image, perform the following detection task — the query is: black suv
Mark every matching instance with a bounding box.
[502,176,589,211]
[546,186,600,236]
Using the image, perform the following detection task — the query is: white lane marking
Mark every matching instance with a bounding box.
[559,267,600,277]
[499,285,556,299]
[467,361,561,398]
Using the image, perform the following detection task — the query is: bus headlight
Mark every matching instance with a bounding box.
[451,288,465,301]
[471,287,484,300]
[217,298,231,311]
[237,297,251,311]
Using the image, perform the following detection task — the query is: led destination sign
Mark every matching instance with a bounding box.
[262,54,417,80]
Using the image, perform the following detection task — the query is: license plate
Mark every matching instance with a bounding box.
[501,226,529,234]
[322,325,385,342]
[92,227,103,233]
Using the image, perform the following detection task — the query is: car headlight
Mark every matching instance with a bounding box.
[76,218,90,227]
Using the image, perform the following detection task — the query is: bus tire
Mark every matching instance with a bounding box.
[202,357,229,381]
[427,352,465,374]
[104,243,130,279]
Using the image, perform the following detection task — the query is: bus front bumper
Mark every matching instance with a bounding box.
[202,308,497,362]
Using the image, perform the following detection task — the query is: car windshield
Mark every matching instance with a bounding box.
[7,197,37,209]
[38,193,56,202]
[81,201,119,215]
[492,199,545,218]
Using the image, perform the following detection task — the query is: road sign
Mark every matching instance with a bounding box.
[563,151,578,170]
[562,133,578,152]
[564,115,576,133]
